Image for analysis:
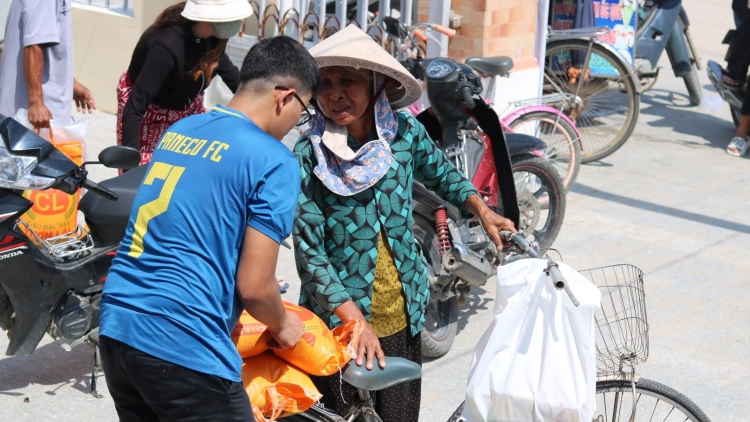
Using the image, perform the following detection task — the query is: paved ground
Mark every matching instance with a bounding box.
[1,0,747,420]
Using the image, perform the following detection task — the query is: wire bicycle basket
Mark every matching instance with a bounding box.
[578,264,648,377]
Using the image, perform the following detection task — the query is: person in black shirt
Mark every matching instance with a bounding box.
[721,0,750,156]
[116,0,250,165]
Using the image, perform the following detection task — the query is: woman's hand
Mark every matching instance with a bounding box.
[357,321,386,370]
[73,79,96,113]
[334,300,386,370]
[463,194,517,249]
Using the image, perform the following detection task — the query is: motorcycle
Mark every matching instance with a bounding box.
[706,33,745,127]
[381,17,567,357]
[635,0,703,104]
[0,115,141,391]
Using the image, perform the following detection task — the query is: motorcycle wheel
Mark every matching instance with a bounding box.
[683,65,702,106]
[512,155,566,252]
[679,17,703,106]
[413,214,458,358]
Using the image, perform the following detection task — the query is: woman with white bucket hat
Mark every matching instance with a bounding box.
[117,0,252,167]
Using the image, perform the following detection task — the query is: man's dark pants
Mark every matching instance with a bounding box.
[99,335,253,421]
[727,18,750,116]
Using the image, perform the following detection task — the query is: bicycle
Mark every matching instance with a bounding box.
[474,70,582,194]
[544,27,641,163]
[381,18,583,193]
[276,231,710,422]
[446,232,712,422]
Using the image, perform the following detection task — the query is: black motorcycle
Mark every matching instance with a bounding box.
[707,32,746,127]
[381,17,567,357]
[0,115,142,392]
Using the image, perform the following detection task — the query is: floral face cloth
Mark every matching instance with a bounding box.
[307,73,398,196]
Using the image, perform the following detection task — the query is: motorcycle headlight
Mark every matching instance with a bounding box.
[0,136,56,190]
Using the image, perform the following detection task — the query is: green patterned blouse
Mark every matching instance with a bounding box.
[293,112,478,336]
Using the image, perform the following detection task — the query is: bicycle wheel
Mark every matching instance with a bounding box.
[446,401,465,422]
[507,111,581,193]
[545,39,640,163]
[511,155,566,251]
[595,378,711,422]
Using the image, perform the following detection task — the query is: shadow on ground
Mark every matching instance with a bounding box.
[639,88,742,156]
[455,286,493,334]
[571,182,750,234]
[0,339,97,396]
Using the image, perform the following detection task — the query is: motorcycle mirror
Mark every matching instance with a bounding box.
[382,16,407,39]
[97,146,141,170]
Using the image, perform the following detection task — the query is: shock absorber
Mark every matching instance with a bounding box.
[434,207,451,256]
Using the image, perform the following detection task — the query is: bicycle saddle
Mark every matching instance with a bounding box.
[341,357,422,391]
[465,56,514,76]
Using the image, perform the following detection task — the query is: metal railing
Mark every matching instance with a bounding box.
[72,0,133,17]
[239,0,415,46]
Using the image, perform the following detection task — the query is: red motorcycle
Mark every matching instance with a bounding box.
[380,16,567,357]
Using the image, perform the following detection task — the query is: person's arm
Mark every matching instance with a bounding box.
[121,44,176,149]
[293,139,353,316]
[215,52,240,93]
[237,155,305,348]
[21,0,59,129]
[235,227,303,349]
[410,113,479,208]
[410,114,515,248]
[23,45,51,129]
[293,139,385,369]
[73,79,96,114]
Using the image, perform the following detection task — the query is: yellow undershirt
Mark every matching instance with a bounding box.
[370,230,408,338]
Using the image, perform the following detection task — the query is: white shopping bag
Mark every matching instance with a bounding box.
[462,258,602,422]
[13,108,89,145]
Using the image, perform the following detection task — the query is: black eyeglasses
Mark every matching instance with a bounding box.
[275,86,314,126]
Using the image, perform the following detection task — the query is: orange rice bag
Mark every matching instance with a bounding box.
[232,301,362,376]
[243,352,322,421]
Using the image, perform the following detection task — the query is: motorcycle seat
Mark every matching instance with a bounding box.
[341,357,422,391]
[465,56,514,76]
[79,165,148,245]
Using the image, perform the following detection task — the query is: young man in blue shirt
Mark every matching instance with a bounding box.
[98,35,321,421]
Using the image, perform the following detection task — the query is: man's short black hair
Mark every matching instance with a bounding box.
[239,36,321,96]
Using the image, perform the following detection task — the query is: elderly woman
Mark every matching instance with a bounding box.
[293,25,515,421]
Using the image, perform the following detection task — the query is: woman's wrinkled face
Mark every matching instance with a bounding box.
[317,68,372,126]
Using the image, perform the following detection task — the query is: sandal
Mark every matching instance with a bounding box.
[727,136,749,156]
[721,68,742,91]
[277,276,289,293]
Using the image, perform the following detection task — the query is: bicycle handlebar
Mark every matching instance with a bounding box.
[428,23,456,38]
[500,231,580,307]
[413,28,428,42]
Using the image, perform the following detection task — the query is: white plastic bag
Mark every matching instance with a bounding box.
[13,108,89,147]
[461,258,602,422]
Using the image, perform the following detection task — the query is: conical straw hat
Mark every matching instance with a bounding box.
[309,25,423,109]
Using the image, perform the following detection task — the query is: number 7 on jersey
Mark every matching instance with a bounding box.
[128,162,185,258]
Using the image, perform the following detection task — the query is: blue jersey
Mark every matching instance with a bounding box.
[100,105,299,381]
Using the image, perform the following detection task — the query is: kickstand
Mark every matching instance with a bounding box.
[89,333,103,398]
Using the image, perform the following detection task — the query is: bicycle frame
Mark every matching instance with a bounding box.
[482,73,584,150]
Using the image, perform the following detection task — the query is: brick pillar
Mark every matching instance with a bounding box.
[416,0,539,72]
